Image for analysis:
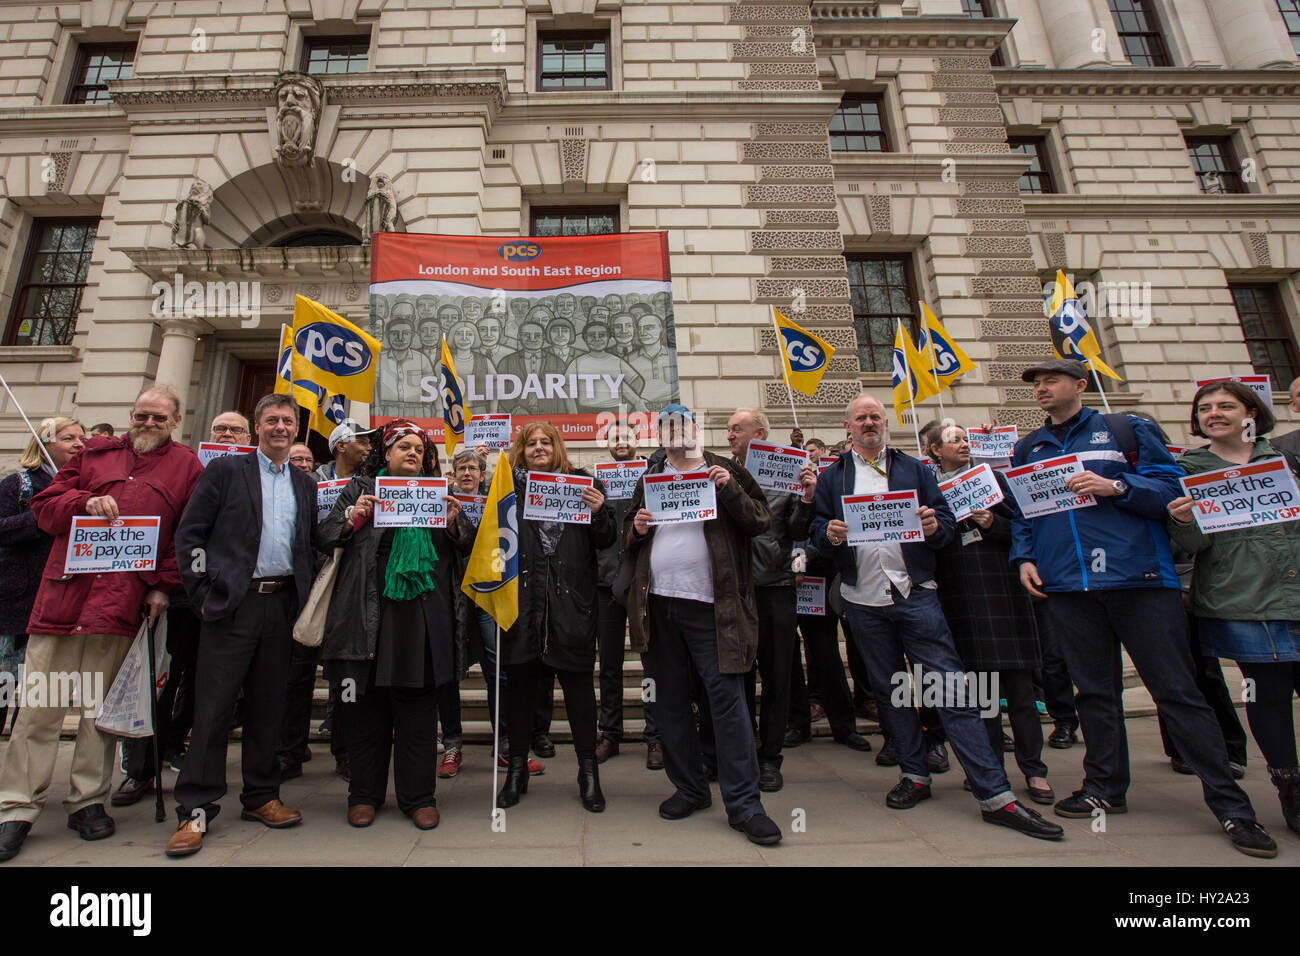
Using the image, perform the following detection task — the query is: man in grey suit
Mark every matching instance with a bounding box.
[1270,376,1300,456]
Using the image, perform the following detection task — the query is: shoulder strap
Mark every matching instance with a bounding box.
[1103,413,1140,468]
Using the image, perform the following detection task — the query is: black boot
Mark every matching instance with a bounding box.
[496,754,529,808]
[578,756,605,813]
[1269,766,1300,836]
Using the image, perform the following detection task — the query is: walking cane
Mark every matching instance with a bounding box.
[145,614,166,823]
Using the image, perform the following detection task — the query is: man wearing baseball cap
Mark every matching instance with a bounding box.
[315,422,375,483]
[1009,358,1275,857]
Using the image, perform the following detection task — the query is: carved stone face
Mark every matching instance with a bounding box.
[278,81,312,115]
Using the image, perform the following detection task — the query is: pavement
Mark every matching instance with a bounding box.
[2,705,1296,866]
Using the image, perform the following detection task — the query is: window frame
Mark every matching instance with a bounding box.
[300,34,371,75]
[1280,0,1300,58]
[1185,135,1247,194]
[528,206,621,237]
[1107,0,1173,67]
[845,253,920,376]
[5,217,100,347]
[830,94,892,154]
[536,30,612,92]
[1008,135,1056,195]
[64,41,136,105]
[1229,282,1300,394]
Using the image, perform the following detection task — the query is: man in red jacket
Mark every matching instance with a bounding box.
[0,385,202,863]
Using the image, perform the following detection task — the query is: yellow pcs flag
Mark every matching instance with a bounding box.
[460,452,519,632]
[289,295,382,403]
[891,320,941,422]
[917,302,977,391]
[440,337,468,458]
[1048,270,1122,381]
[277,322,348,441]
[772,307,835,396]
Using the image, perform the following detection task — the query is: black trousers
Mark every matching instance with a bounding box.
[744,586,797,763]
[125,604,200,779]
[346,681,439,814]
[1033,598,1077,727]
[842,616,874,705]
[1159,616,1248,766]
[277,640,319,767]
[1237,661,1300,770]
[787,610,858,738]
[596,586,659,743]
[532,663,557,738]
[505,659,597,760]
[174,589,294,823]
[1044,589,1255,821]
[987,668,1048,780]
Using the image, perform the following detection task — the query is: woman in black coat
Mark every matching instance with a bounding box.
[318,420,465,831]
[0,417,84,733]
[928,424,1051,806]
[489,421,616,811]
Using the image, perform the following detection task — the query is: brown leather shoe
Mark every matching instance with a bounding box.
[347,804,376,827]
[165,818,204,858]
[411,806,440,830]
[646,740,665,771]
[240,799,302,828]
[594,737,619,764]
[111,776,153,807]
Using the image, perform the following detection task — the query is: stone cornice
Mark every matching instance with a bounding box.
[0,104,127,133]
[498,89,846,122]
[833,153,1031,181]
[811,14,1012,51]
[996,68,1300,99]
[1022,196,1300,218]
[122,246,371,284]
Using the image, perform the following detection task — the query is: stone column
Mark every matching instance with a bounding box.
[1040,0,1111,69]
[1204,0,1298,69]
[155,319,200,395]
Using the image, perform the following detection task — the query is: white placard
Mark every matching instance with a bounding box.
[643,471,717,525]
[1004,454,1097,519]
[453,493,487,526]
[64,516,161,574]
[745,440,809,495]
[966,425,1018,460]
[1194,374,1273,408]
[197,442,255,467]
[1179,458,1300,534]
[374,476,449,528]
[523,471,593,524]
[464,414,513,450]
[818,456,839,474]
[594,459,648,501]
[796,576,826,615]
[938,463,1005,522]
[842,490,924,544]
[1166,444,1192,458]
[316,478,350,522]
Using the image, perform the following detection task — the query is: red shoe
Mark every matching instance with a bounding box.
[437,747,462,779]
[496,750,545,775]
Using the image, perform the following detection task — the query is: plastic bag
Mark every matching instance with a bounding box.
[95,617,171,739]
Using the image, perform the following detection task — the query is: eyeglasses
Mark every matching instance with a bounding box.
[289,456,314,465]
[211,425,248,436]
[131,413,172,424]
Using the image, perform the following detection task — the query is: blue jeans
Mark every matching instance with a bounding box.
[843,587,1014,811]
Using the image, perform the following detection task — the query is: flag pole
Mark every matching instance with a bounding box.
[492,623,501,823]
[771,307,801,432]
[899,320,925,458]
[0,371,58,470]
[1087,357,1113,414]
[920,303,945,420]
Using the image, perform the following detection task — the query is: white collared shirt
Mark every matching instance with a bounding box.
[839,445,934,608]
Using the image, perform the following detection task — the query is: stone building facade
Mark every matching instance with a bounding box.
[1,0,1299,463]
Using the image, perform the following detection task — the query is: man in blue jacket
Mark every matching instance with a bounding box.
[811,394,1063,840]
[1010,359,1274,858]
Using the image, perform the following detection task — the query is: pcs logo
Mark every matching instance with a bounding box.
[294,322,373,377]
[779,328,827,373]
[498,242,542,262]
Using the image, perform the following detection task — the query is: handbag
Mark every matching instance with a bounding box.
[292,547,344,647]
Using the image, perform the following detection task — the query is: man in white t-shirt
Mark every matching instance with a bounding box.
[622,404,781,846]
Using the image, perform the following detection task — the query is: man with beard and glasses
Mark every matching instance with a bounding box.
[0,385,203,863]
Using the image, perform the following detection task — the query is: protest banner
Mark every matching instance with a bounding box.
[1005,454,1097,519]
[1194,374,1272,408]
[594,459,648,500]
[523,471,593,524]
[453,493,488,526]
[369,231,678,444]
[374,476,449,528]
[966,425,1018,460]
[796,576,826,616]
[1166,444,1191,458]
[197,442,255,467]
[1179,458,1300,534]
[64,517,161,574]
[745,440,809,495]
[644,471,717,525]
[464,414,513,450]
[316,478,350,522]
[818,456,839,474]
[938,464,1005,522]
[842,490,924,544]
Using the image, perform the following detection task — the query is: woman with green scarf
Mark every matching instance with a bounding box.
[319,420,465,831]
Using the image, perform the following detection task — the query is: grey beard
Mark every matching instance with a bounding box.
[130,430,167,455]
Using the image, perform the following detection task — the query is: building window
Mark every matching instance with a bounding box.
[538,32,610,90]
[1108,0,1172,67]
[530,207,619,236]
[1280,1,1300,58]
[1185,136,1246,194]
[1008,137,1055,194]
[961,0,1005,64]
[301,35,369,75]
[5,219,99,347]
[846,255,917,374]
[830,96,890,153]
[65,43,135,104]
[1230,283,1300,393]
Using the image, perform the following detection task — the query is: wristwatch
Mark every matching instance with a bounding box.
[1111,479,1129,497]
